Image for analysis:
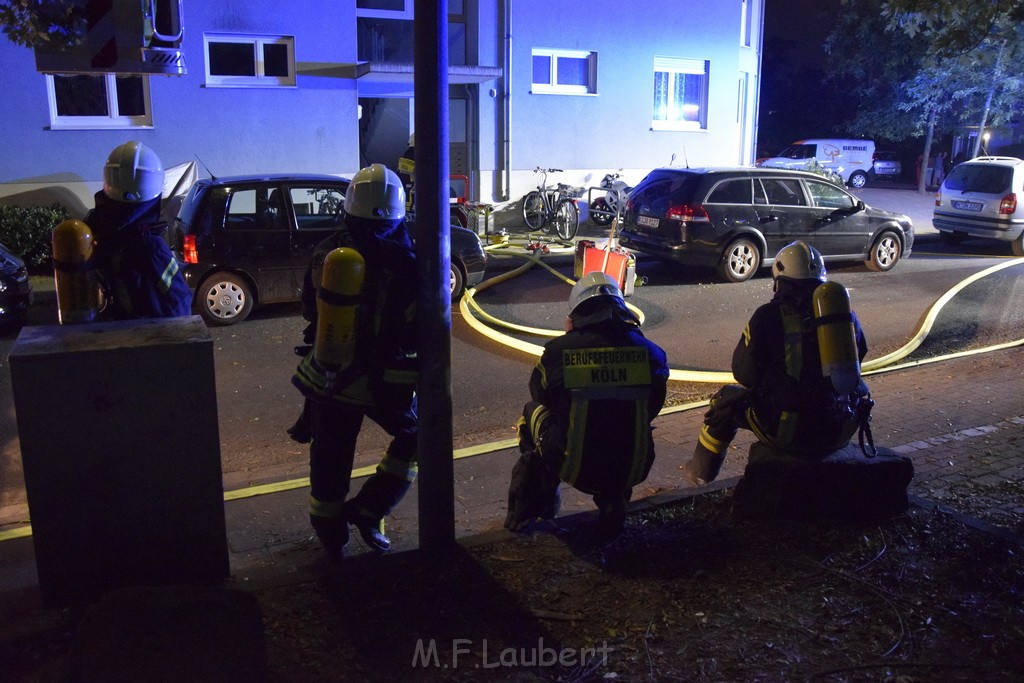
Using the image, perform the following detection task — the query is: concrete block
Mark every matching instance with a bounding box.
[733,442,915,523]
[8,316,229,604]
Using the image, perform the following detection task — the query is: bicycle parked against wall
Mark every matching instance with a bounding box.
[521,167,580,240]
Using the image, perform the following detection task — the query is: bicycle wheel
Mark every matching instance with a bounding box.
[522,191,545,230]
[553,199,579,240]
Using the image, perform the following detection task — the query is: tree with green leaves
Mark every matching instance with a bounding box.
[825,0,1024,193]
[0,0,85,49]
[882,0,1024,53]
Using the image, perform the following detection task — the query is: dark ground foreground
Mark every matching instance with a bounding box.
[6,488,1022,682]
[255,492,1024,682]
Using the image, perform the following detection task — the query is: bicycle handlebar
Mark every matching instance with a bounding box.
[533,167,563,173]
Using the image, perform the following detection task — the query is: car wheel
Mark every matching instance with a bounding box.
[590,198,612,226]
[717,238,761,283]
[196,272,254,325]
[866,231,902,271]
[939,231,965,245]
[1013,234,1024,257]
[450,260,466,300]
[848,171,868,189]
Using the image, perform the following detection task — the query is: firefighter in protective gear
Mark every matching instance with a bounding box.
[505,272,670,536]
[397,133,416,217]
[684,241,871,485]
[85,141,192,319]
[292,163,418,560]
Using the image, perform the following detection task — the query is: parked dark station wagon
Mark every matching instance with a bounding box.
[618,167,914,282]
[172,174,487,325]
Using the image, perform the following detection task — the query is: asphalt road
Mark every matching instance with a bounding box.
[1,184,1022,518]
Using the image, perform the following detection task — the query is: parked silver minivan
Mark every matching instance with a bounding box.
[933,156,1024,256]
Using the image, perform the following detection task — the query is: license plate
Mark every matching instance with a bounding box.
[952,200,983,211]
[636,215,660,229]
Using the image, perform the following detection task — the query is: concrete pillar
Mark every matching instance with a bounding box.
[8,316,228,604]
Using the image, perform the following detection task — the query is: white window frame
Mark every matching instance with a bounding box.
[652,57,709,131]
[741,0,754,47]
[204,33,296,88]
[356,0,412,20]
[45,74,152,130]
[531,48,598,95]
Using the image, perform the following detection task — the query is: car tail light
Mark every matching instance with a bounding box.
[935,191,942,207]
[666,204,710,223]
[999,193,1017,215]
[183,234,198,264]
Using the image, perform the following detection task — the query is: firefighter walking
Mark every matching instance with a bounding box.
[292,163,419,560]
[505,272,670,536]
[685,241,873,485]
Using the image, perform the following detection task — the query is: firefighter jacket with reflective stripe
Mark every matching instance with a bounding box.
[529,318,669,495]
[293,218,418,407]
[732,283,868,456]
[87,192,192,319]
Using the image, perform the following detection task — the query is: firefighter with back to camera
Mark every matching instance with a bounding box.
[684,240,874,485]
[505,272,670,536]
[292,163,419,560]
[85,141,192,320]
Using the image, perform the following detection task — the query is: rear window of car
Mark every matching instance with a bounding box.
[176,183,208,230]
[944,165,1013,194]
[629,170,701,206]
[706,179,753,204]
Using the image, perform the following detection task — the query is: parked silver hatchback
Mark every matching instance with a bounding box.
[933,156,1024,256]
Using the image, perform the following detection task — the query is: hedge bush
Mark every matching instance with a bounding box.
[804,161,846,187]
[0,204,69,270]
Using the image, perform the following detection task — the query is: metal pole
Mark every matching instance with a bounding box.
[414,0,455,551]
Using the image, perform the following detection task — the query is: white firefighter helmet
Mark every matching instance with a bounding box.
[772,240,827,283]
[568,272,634,326]
[344,163,406,220]
[103,141,164,203]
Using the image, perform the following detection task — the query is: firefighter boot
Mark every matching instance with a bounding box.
[310,514,349,562]
[594,491,628,538]
[684,441,727,486]
[342,500,392,553]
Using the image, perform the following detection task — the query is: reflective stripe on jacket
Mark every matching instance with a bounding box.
[530,321,669,495]
[733,287,868,456]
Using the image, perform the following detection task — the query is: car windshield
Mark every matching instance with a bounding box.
[776,144,816,160]
[945,165,1012,194]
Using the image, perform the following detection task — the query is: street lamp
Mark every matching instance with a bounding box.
[982,131,991,156]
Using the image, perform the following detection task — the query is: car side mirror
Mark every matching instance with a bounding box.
[855,200,866,212]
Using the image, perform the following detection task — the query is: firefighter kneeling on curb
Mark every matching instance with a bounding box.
[292,163,418,561]
[505,272,670,536]
[684,241,874,485]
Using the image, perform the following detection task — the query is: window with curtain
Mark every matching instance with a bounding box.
[652,57,709,130]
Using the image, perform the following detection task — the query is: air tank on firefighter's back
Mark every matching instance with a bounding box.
[33,0,186,76]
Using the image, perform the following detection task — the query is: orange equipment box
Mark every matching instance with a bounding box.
[577,243,636,296]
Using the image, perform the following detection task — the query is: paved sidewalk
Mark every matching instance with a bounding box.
[2,347,1020,622]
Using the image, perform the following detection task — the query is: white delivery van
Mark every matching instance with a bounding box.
[758,139,876,189]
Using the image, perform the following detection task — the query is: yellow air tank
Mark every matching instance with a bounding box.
[315,247,365,369]
[51,219,99,324]
[813,281,860,394]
